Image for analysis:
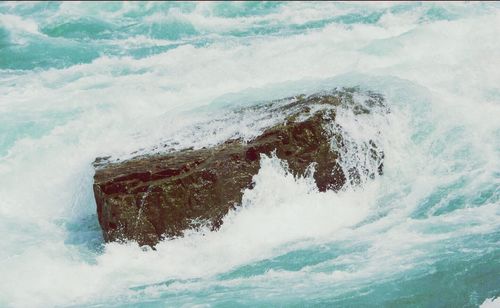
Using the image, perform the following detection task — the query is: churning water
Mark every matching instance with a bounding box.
[0,2,499,307]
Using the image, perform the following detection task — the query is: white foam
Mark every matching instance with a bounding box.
[0,13,39,34]
[1,2,499,307]
[481,297,500,308]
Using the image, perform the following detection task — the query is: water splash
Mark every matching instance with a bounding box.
[0,2,499,307]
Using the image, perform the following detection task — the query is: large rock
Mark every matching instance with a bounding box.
[93,89,386,246]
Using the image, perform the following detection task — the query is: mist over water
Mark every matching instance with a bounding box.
[0,2,499,307]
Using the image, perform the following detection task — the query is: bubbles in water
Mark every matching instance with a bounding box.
[1,2,499,307]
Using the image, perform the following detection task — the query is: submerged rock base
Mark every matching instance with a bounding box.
[93,89,386,246]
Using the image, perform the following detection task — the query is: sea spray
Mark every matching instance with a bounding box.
[0,2,499,307]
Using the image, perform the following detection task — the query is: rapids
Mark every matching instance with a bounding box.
[0,2,499,307]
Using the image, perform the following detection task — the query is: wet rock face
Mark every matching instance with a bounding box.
[93,89,386,247]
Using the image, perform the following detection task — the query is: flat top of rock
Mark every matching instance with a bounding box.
[94,87,386,177]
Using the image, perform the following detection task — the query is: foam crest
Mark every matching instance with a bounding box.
[0,2,499,307]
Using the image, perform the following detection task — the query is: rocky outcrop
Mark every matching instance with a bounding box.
[93,89,386,247]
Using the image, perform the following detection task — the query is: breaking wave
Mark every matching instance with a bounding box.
[0,2,499,307]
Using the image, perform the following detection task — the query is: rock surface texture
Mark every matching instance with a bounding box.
[93,89,386,246]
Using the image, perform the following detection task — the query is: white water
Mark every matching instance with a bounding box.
[0,2,499,307]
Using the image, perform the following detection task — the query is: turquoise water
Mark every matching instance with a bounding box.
[0,2,499,307]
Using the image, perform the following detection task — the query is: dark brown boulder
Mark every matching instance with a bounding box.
[93,89,386,246]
